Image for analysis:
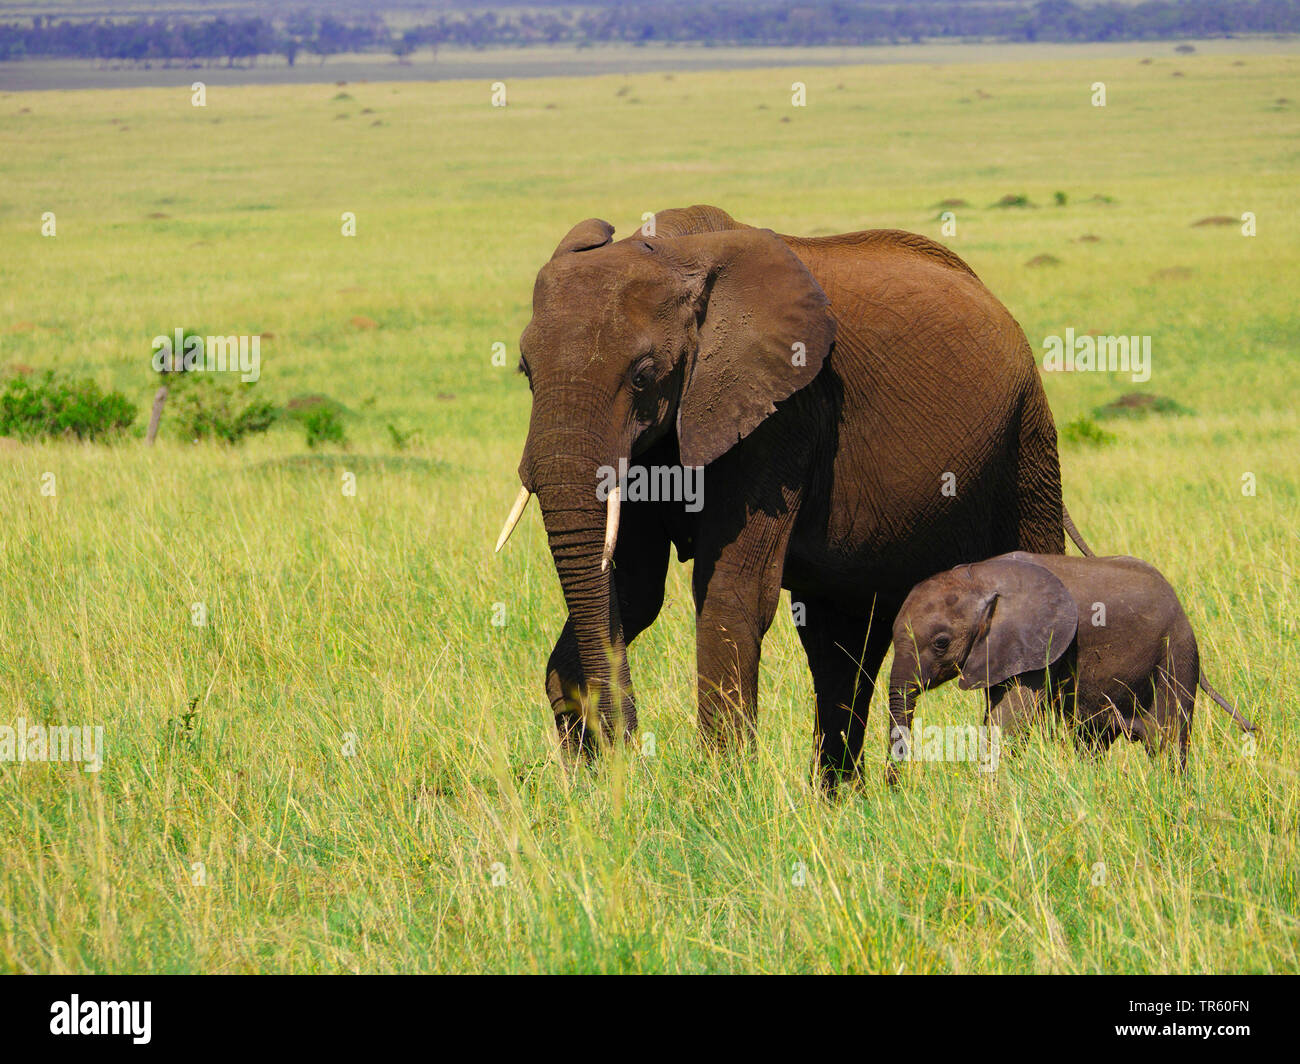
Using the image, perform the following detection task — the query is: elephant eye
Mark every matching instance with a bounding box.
[630,357,655,391]
[933,634,951,652]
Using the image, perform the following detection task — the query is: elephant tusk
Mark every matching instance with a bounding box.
[494,486,531,553]
[600,485,621,572]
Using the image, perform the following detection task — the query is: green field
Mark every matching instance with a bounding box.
[1,50,1297,973]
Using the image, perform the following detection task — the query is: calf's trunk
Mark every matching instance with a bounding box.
[885,652,919,784]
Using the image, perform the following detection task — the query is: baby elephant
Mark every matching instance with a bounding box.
[886,551,1255,778]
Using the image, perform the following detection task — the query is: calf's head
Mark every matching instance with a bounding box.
[889,554,1079,736]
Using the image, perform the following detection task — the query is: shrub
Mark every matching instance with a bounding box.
[151,328,205,374]
[172,376,278,444]
[0,372,136,441]
[280,394,349,447]
[1059,415,1117,447]
[386,422,418,450]
[303,407,346,448]
[283,393,348,423]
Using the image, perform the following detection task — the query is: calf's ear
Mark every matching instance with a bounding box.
[959,558,1078,690]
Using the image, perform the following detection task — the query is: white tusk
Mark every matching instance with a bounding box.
[494,486,531,553]
[600,485,621,572]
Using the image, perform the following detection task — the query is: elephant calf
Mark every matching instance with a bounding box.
[886,551,1255,777]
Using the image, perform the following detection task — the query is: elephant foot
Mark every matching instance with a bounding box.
[812,754,862,798]
[554,709,598,765]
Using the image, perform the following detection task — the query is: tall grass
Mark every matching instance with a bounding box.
[0,49,1296,972]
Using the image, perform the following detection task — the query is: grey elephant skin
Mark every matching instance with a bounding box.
[886,551,1256,778]
[495,204,1090,789]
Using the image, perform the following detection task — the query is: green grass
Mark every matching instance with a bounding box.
[0,50,1297,973]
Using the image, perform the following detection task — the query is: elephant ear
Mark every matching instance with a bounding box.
[958,555,1078,691]
[665,228,836,469]
[551,218,614,258]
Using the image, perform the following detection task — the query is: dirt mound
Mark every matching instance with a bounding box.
[286,394,332,412]
[1093,393,1193,420]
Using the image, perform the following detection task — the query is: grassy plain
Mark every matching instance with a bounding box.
[0,48,1297,972]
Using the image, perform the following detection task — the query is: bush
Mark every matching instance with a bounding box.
[172,376,278,444]
[279,394,349,448]
[303,407,346,448]
[151,328,205,374]
[1059,415,1117,447]
[0,372,136,441]
[282,393,348,423]
[386,422,418,450]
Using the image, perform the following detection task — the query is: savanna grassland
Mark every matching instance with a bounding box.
[0,47,1297,973]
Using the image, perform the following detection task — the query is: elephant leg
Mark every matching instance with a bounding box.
[985,678,1044,748]
[1012,385,1067,555]
[547,507,670,759]
[1151,666,1196,773]
[1073,727,1117,761]
[689,410,811,750]
[795,595,899,792]
[691,532,792,752]
[1071,700,1120,761]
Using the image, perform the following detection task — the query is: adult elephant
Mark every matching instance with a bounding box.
[496,204,1089,789]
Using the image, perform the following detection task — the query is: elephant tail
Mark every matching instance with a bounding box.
[1199,670,1256,732]
[1062,505,1095,557]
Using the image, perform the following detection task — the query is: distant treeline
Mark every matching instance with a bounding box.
[3,1,1299,63]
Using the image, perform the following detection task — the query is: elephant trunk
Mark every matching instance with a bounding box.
[527,431,634,745]
[885,651,920,783]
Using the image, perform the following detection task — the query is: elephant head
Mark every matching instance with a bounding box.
[495,208,836,744]
[887,553,1078,759]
